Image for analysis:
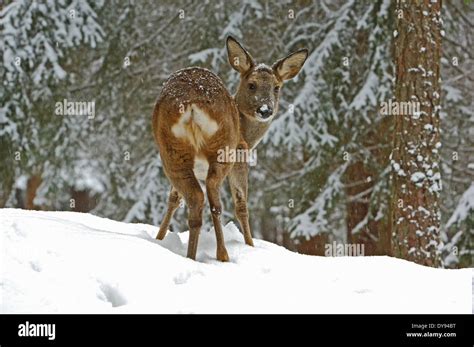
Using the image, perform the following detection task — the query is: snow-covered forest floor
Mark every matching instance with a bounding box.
[1,209,472,314]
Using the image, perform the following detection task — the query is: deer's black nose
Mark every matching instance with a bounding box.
[257,105,273,119]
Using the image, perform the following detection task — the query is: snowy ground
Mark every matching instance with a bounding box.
[1,209,472,314]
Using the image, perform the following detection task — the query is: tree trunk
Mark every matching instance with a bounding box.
[25,175,42,210]
[70,189,98,212]
[296,233,329,256]
[346,161,390,255]
[391,0,442,267]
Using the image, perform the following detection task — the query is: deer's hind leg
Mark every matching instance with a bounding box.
[168,173,205,260]
[156,186,182,240]
[206,162,233,262]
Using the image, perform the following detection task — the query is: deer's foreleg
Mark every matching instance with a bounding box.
[229,161,254,247]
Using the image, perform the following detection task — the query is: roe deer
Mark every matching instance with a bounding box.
[152,36,307,261]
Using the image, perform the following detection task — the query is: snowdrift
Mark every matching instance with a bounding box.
[1,209,472,313]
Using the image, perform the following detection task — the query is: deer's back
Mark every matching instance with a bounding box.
[153,67,239,176]
[159,67,233,109]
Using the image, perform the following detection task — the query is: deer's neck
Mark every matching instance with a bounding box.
[239,112,271,149]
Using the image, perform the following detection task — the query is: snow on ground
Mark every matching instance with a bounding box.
[1,209,472,314]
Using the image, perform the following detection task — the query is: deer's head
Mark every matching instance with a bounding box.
[226,36,308,123]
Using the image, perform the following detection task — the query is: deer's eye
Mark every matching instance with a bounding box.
[274,86,280,93]
[248,83,256,91]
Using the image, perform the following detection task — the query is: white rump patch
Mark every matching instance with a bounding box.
[192,105,219,135]
[193,156,209,181]
[171,104,219,151]
[170,108,192,139]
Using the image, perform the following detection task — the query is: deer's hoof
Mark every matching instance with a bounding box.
[217,248,229,262]
[156,229,167,240]
[245,238,254,247]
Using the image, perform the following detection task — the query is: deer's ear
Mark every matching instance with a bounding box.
[226,36,254,74]
[272,49,308,81]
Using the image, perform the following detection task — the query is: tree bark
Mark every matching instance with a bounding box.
[391,0,442,267]
[296,233,329,256]
[25,175,42,210]
[346,161,391,255]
